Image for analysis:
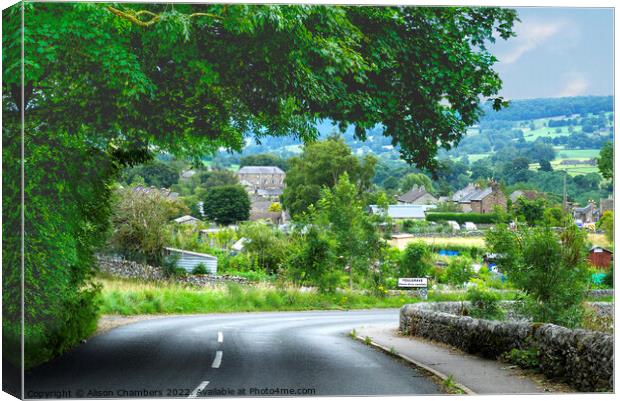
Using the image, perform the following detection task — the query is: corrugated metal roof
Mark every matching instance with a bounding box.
[174,215,201,223]
[238,166,285,175]
[369,204,436,219]
[164,247,217,274]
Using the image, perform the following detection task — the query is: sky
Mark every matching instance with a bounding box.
[490,7,613,100]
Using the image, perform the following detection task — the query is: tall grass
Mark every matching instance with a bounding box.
[97,277,474,315]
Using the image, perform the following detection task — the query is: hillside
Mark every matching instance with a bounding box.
[216,96,613,176]
[183,96,613,206]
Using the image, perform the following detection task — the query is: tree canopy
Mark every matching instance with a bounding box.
[4,2,517,170]
[203,185,251,225]
[282,136,377,216]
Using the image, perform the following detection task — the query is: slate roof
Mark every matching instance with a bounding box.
[452,184,478,202]
[469,187,493,202]
[238,166,285,175]
[397,186,437,203]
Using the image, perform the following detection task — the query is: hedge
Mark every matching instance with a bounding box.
[426,212,502,224]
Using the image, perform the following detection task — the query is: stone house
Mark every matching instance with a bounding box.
[573,201,598,223]
[455,182,506,213]
[237,166,286,191]
[396,186,438,205]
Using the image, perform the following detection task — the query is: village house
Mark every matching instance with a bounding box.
[396,186,438,205]
[237,166,286,192]
[453,182,506,213]
[573,201,599,224]
[248,196,287,225]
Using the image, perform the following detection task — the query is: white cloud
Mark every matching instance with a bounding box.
[557,72,589,97]
[499,20,566,64]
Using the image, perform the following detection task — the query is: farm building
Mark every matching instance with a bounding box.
[164,247,218,274]
[587,246,613,269]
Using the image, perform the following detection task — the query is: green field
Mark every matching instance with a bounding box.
[555,149,600,159]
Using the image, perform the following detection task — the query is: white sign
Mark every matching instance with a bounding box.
[398,278,428,288]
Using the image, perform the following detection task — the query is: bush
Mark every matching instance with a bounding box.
[162,253,185,277]
[283,225,341,293]
[485,223,589,327]
[466,284,505,320]
[203,185,250,225]
[238,222,289,274]
[501,347,540,370]
[445,257,474,287]
[192,263,209,275]
[426,212,502,224]
[399,242,432,278]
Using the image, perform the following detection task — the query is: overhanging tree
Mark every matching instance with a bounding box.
[3,2,517,367]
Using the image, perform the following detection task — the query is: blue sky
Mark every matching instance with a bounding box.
[489,7,613,100]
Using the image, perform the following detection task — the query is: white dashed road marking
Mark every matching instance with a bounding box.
[211,351,223,368]
[188,381,209,398]
[218,331,223,343]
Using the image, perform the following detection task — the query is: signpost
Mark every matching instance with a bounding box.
[398,277,428,300]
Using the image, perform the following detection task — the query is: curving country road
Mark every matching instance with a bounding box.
[25,309,441,398]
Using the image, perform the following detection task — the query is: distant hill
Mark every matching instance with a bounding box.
[219,96,613,174]
[479,96,613,121]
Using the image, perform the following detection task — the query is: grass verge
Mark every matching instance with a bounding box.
[96,276,495,315]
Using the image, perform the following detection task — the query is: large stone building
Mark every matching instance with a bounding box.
[237,166,286,192]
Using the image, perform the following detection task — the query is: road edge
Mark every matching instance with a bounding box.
[352,333,476,396]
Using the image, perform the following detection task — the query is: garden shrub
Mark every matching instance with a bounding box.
[399,242,432,278]
[445,257,474,287]
[192,263,209,275]
[486,223,589,327]
[162,253,185,277]
[501,347,540,370]
[466,284,505,320]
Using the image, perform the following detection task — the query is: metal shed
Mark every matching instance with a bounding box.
[164,247,218,274]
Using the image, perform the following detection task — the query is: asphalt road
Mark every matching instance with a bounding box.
[24,309,441,398]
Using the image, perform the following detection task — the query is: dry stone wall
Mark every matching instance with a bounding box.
[96,255,248,286]
[400,302,613,392]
